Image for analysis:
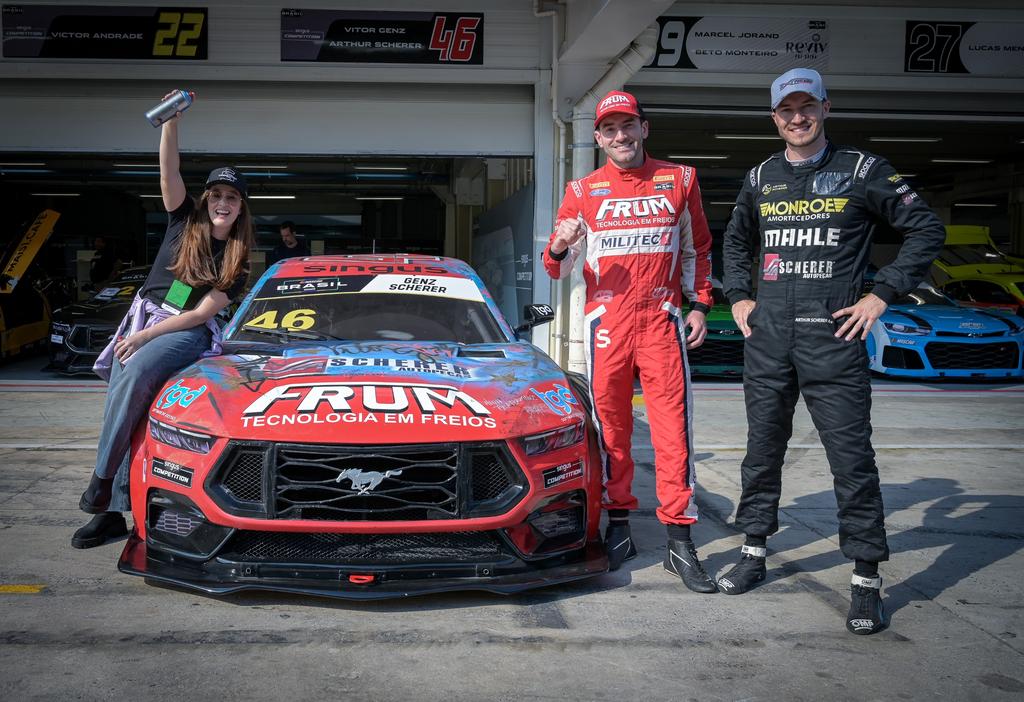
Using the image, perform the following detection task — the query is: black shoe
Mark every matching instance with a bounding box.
[847,574,886,635]
[718,544,768,595]
[71,513,128,549]
[604,522,637,571]
[79,474,114,514]
[664,538,717,593]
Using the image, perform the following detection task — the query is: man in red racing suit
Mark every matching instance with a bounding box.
[543,91,717,593]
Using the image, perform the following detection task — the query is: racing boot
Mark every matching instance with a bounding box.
[664,538,718,593]
[71,512,128,549]
[846,574,886,635]
[79,473,114,514]
[604,521,637,571]
[717,544,768,595]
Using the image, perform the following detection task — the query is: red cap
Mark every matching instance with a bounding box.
[594,91,642,128]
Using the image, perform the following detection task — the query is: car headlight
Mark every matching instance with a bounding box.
[883,322,929,335]
[521,422,585,456]
[1004,318,1024,334]
[149,417,215,454]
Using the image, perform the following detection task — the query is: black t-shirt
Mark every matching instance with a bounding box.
[269,238,311,265]
[139,195,248,312]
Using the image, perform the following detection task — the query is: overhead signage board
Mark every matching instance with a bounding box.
[645,16,829,72]
[905,21,1024,76]
[281,9,483,65]
[2,5,208,59]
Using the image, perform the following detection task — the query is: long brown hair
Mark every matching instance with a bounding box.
[169,190,254,291]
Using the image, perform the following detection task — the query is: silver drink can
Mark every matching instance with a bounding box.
[144,90,194,127]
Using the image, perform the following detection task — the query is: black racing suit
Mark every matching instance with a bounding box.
[722,142,945,562]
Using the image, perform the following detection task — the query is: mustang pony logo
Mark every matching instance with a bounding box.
[335,468,403,494]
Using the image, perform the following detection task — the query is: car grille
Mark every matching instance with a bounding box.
[275,443,459,521]
[219,530,509,564]
[67,325,116,352]
[882,346,925,370]
[688,338,744,368]
[208,441,525,521]
[221,447,266,503]
[470,452,514,501]
[924,341,1020,369]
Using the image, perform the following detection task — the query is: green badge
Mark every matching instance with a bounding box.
[164,279,194,312]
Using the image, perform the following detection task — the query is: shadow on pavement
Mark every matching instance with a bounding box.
[718,477,1024,617]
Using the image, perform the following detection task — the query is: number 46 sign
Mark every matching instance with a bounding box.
[281,10,484,65]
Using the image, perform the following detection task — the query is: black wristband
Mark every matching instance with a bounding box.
[548,246,569,261]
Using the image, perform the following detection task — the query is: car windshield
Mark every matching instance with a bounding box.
[937,244,1007,267]
[894,285,954,307]
[229,276,507,344]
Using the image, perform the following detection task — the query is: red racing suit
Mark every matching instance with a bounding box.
[543,156,713,525]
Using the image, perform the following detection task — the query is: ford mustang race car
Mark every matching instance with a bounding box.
[867,284,1024,379]
[118,255,608,599]
[48,266,150,375]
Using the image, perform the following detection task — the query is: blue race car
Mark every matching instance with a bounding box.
[866,284,1024,379]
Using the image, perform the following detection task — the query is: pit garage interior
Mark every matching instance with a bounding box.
[1,1,1023,363]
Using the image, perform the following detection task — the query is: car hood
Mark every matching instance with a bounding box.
[941,262,1024,277]
[53,299,131,325]
[147,341,588,444]
[884,304,1020,334]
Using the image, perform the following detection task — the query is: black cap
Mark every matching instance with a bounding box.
[205,167,247,199]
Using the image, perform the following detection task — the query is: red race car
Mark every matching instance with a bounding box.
[118,255,608,599]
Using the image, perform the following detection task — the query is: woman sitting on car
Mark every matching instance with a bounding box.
[72,94,253,548]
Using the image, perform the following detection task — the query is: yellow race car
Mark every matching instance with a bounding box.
[0,210,60,358]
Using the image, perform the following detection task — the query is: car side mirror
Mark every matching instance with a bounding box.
[514,304,554,334]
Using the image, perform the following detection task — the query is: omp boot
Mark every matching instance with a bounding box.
[664,538,717,593]
[847,574,886,635]
[717,544,768,595]
[604,521,637,571]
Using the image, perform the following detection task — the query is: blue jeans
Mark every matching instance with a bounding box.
[94,325,212,513]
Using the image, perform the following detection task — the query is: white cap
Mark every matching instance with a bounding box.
[771,68,827,109]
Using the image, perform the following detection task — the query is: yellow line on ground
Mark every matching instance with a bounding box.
[632,395,645,406]
[0,584,46,594]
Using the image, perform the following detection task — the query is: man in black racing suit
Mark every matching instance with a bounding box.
[720,68,945,635]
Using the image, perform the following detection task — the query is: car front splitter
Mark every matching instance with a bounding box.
[118,534,609,601]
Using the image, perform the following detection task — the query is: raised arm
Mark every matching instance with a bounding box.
[159,97,187,212]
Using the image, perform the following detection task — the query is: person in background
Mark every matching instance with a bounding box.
[88,236,119,286]
[268,220,310,264]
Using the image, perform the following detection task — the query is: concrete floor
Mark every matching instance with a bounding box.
[1,352,1022,701]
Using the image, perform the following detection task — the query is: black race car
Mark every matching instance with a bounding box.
[48,266,150,375]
